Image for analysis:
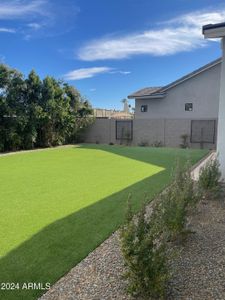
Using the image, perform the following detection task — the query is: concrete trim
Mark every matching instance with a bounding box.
[191,151,216,181]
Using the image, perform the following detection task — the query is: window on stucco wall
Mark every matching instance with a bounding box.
[185,103,193,111]
[141,105,148,112]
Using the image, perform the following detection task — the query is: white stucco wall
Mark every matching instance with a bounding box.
[217,39,225,178]
[135,63,221,120]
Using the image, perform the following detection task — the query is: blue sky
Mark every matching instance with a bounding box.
[0,0,224,109]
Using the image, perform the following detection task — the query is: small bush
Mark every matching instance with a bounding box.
[138,140,149,147]
[198,158,222,198]
[161,162,199,240]
[180,134,189,149]
[120,197,169,299]
[152,140,163,147]
[173,161,200,208]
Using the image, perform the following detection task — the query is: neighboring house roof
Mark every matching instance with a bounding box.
[128,87,162,98]
[128,58,222,99]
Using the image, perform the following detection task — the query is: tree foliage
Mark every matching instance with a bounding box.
[0,64,93,152]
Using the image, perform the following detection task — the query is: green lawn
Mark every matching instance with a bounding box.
[0,145,207,299]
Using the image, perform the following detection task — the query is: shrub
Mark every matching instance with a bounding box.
[161,188,187,240]
[120,197,169,299]
[180,134,189,149]
[152,140,163,147]
[198,158,222,198]
[173,161,200,208]
[138,140,149,147]
[161,162,199,240]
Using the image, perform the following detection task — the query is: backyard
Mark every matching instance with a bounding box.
[0,144,207,300]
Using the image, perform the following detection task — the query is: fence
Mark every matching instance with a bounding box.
[83,118,217,149]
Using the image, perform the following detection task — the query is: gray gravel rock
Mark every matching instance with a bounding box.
[167,196,225,300]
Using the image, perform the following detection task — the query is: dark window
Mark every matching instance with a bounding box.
[185,103,193,111]
[141,105,148,112]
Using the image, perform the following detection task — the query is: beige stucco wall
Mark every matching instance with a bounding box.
[83,118,217,149]
[83,119,118,145]
[135,63,221,120]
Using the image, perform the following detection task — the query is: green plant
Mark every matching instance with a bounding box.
[0,64,93,152]
[161,188,186,240]
[198,158,222,198]
[174,161,201,208]
[138,140,149,147]
[180,134,189,149]
[152,140,163,147]
[161,161,199,240]
[120,197,169,299]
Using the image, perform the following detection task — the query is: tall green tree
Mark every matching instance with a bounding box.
[0,64,93,152]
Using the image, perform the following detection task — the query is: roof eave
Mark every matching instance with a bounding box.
[203,23,225,38]
[131,93,166,100]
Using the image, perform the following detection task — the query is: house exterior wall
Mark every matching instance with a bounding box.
[217,39,225,178]
[135,63,221,120]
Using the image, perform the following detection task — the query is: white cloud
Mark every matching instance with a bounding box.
[64,67,131,80]
[64,67,113,80]
[0,0,47,20]
[110,70,131,75]
[0,27,16,33]
[78,9,225,61]
[27,23,43,30]
[90,88,96,92]
[167,11,225,27]
[0,1,80,39]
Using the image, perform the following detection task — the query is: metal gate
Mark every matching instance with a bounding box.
[116,120,133,140]
[191,120,216,144]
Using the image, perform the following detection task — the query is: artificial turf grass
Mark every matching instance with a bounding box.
[0,145,208,300]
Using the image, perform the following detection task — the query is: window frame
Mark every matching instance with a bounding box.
[185,103,193,112]
[140,105,148,112]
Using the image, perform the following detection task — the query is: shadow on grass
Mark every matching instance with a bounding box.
[0,169,170,300]
[0,145,207,300]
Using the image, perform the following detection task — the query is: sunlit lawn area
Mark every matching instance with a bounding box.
[0,144,208,299]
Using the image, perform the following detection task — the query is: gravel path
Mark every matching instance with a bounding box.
[167,195,225,300]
